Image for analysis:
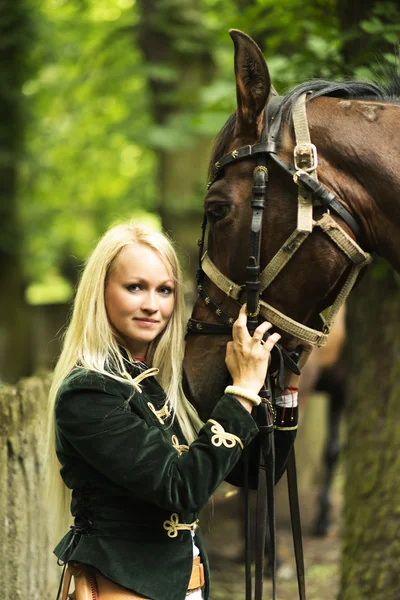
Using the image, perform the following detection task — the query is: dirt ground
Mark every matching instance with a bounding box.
[202,474,343,600]
[207,526,340,600]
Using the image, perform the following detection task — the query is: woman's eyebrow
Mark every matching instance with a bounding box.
[124,277,174,285]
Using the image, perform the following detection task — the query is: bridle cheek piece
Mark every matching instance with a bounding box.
[187,92,372,351]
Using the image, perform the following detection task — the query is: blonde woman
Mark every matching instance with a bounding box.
[48,222,297,600]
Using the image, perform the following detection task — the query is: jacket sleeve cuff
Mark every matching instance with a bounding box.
[274,405,298,430]
[206,394,259,448]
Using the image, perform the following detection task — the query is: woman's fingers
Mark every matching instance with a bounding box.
[233,305,279,347]
[232,304,249,341]
[253,320,273,341]
[226,306,282,393]
[262,332,281,351]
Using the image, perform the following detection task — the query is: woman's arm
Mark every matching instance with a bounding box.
[56,370,259,514]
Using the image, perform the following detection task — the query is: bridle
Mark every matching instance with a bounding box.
[187,92,371,350]
[186,92,372,600]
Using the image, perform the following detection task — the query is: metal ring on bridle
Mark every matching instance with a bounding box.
[253,165,269,176]
[293,169,307,185]
[246,303,260,317]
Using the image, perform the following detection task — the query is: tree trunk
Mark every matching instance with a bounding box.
[0,374,59,599]
[0,0,33,382]
[340,267,400,599]
[135,0,215,279]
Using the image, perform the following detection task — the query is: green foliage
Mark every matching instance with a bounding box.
[0,0,37,256]
[361,2,400,40]
[23,0,157,290]
[16,0,400,303]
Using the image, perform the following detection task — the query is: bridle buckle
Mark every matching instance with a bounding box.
[294,142,318,173]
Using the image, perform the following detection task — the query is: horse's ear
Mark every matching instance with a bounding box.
[229,29,272,138]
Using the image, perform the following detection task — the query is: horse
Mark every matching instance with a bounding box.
[182,32,400,583]
[183,29,399,422]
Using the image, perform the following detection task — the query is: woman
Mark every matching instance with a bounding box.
[47,221,299,600]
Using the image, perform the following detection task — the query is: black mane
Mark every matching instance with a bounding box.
[280,77,400,117]
[208,72,400,179]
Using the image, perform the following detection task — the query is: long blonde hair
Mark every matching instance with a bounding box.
[45,221,203,537]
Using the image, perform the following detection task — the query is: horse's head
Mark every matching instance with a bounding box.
[184,30,371,419]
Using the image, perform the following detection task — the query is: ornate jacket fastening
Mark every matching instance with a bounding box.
[163,513,199,538]
[207,419,244,449]
[147,401,171,424]
[171,435,189,455]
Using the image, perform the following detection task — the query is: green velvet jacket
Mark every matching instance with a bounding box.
[54,358,298,600]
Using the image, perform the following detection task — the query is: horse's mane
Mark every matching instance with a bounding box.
[280,77,400,117]
[208,70,400,179]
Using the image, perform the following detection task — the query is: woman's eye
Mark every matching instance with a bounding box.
[206,202,231,221]
[126,284,141,292]
[159,286,174,296]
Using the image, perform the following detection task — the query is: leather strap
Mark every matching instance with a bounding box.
[60,559,204,600]
[287,449,306,600]
[61,563,98,600]
[268,152,363,241]
[208,142,271,188]
[96,573,145,599]
[244,404,307,600]
[244,448,252,600]
[60,563,73,600]
[188,557,205,590]
[187,318,233,335]
[202,252,243,300]
[255,401,276,600]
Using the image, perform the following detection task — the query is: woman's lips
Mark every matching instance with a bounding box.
[134,318,158,326]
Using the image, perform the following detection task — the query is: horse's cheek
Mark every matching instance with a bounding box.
[183,337,230,421]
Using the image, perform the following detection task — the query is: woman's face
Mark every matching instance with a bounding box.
[105,244,175,358]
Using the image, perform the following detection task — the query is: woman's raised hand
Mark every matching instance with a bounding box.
[225,304,281,395]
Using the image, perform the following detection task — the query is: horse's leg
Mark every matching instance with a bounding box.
[312,365,346,537]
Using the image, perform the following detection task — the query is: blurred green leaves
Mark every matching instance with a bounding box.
[16,0,400,303]
[22,0,156,292]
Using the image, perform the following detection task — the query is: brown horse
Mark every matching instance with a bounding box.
[183,29,400,423]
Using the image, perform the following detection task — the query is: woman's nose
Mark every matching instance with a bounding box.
[141,291,158,312]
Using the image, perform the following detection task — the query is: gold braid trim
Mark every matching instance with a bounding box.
[171,435,189,455]
[207,419,244,449]
[132,367,159,384]
[274,424,298,431]
[147,401,171,424]
[122,367,159,388]
[163,513,199,538]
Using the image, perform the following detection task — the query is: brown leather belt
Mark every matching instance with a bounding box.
[188,556,205,592]
[63,558,205,599]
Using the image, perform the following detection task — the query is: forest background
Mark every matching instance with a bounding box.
[1,0,398,380]
[1,0,400,599]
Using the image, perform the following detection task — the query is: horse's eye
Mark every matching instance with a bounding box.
[206,202,231,221]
